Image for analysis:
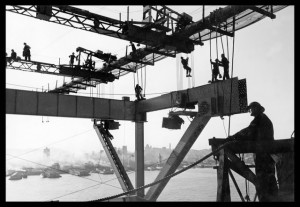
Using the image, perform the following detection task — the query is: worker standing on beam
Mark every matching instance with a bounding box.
[218,54,230,80]
[181,57,192,77]
[10,49,17,62]
[210,58,221,83]
[23,43,31,61]
[227,102,278,202]
[69,52,76,67]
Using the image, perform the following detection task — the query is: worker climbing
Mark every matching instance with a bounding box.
[181,56,192,77]
[135,84,145,101]
[227,101,278,202]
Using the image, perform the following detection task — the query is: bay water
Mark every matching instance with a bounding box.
[6,168,256,202]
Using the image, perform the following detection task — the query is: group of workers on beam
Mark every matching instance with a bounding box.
[6,42,31,65]
[181,53,230,83]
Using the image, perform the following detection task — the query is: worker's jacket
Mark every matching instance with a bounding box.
[233,113,278,200]
[233,113,274,141]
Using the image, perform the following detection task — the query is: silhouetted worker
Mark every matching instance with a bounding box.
[210,59,221,83]
[122,21,129,35]
[181,57,192,77]
[135,84,145,101]
[11,49,17,62]
[69,52,76,67]
[23,43,31,61]
[85,59,95,71]
[227,102,278,202]
[130,41,136,57]
[219,54,230,80]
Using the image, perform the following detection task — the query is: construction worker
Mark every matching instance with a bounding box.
[69,52,76,67]
[227,102,278,202]
[10,49,17,62]
[181,57,192,77]
[219,54,230,80]
[23,43,31,61]
[210,59,221,83]
[135,84,145,101]
[130,41,137,58]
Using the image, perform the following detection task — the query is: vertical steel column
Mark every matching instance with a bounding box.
[135,121,145,197]
[216,149,231,202]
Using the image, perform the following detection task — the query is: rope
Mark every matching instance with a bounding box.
[226,22,230,61]
[140,64,143,91]
[215,26,219,59]
[144,65,146,97]
[219,24,225,55]
[209,30,213,74]
[227,16,236,137]
[89,140,236,202]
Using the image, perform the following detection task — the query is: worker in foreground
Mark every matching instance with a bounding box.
[227,102,278,202]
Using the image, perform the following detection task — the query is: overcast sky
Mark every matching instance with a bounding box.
[5,6,294,167]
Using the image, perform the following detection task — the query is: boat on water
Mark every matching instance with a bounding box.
[42,170,61,178]
[69,169,90,176]
[22,172,28,178]
[9,171,24,180]
[6,169,16,177]
[99,168,114,175]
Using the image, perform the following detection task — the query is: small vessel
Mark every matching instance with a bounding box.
[22,172,28,178]
[69,169,90,176]
[99,168,114,175]
[42,170,61,178]
[9,172,23,180]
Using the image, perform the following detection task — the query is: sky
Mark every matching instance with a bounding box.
[5,6,294,168]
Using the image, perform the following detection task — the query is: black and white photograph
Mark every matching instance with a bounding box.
[5,5,294,202]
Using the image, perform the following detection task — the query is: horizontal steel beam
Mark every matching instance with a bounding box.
[6,88,145,121]
[136,78,247,116]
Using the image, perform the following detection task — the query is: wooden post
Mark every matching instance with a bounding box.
[216,148,231,202]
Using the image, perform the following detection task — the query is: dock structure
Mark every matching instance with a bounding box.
[208,138,294,202]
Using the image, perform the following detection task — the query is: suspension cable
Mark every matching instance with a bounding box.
[226,22,230,61]
[227,16,236,137]
[209,30,212,73]
[220,25,225,55]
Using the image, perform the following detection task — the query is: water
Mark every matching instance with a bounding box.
[6,168,256,202]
